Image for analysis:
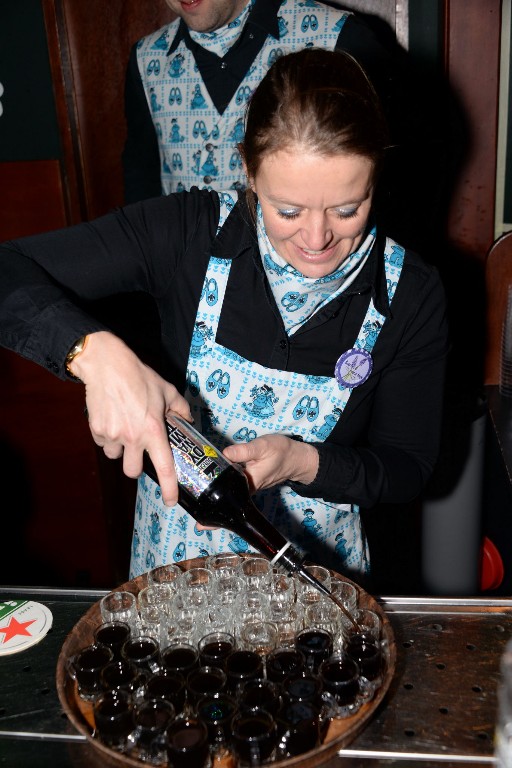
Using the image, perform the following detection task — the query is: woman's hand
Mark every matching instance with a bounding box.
[222,434,319,493]
[70,331,192,507]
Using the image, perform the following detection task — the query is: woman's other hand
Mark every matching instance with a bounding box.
[71,331,192,507]
[222,434,319,493]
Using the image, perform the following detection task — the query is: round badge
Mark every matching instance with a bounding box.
[335,348,373,388]
[0,599,53,656]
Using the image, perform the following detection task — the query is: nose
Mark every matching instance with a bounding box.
[300,213,333,251]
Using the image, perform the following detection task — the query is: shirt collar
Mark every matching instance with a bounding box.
[168,0,282,55]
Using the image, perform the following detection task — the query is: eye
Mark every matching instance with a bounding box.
[334,207,359,220]
[277,208,301,220]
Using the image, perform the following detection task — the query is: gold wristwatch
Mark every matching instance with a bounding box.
[65,335,89,381]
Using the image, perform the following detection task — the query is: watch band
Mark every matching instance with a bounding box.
[65,335,89,381]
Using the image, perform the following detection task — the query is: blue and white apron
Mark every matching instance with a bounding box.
[136,1,350,194]
[130,197,404,579]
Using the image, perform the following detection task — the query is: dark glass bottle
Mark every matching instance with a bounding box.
[142,414,331,599]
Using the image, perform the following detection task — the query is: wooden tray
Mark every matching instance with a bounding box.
[56,557,396,768]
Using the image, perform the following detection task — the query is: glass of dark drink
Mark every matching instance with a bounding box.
[100,659,146,696]
[238,678,281,717]
[318,653,361,716]
[266,647,305,684]
[294,627,334,671]
[70,643,114,700]
[121,636,161,673]
[197,692,238,745]
[345,632,384,696]
[130,698,175,762]
[198,631,236,668]
[94,621,131,661]
[275,699,320,758]
[186,665,227,709]
[161,642,200,676]
[143,669,187,714]
[231,710,277,766]
[166,716,210,768]
[93,689,134,750]
[225,650,264,694]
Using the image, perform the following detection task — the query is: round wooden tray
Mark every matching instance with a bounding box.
[56,557,396,768]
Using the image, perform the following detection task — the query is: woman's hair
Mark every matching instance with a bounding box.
[240,47,389,214]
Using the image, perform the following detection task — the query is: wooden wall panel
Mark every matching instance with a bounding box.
[44,0,175,220]
[444,0,502,260]
[0,160,67,240]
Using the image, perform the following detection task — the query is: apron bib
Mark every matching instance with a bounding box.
[130,196,404,579]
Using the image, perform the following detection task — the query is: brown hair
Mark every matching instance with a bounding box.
[240,48,388,215]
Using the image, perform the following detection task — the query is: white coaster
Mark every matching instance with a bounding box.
[0,599,53,656]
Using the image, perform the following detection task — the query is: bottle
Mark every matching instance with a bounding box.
[495,638,512,767]
[142,414,332,599]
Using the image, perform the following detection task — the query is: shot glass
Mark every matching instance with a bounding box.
[265,647,305,685]
[186,665,228,710]
[345,632,384,696]
[275,699,320,758]
[304,601,341,646]
[198,631,237,668]
[94,621,131,661]
[238,677,281,717]
[295,566,331,609]
[225,649,264,695]
[143,669,187,715]
[270,573,296,611]
[211,574,246,608]
[318,653,361,717]
[207,552,242,581]
[240,556,273,590]
[294,627,334,671]
[100,590,138,630]
[349,608,381,641]
[284,670,324,709]
[180,567,214,608]
[231,710,277,766]
[69,643,114,700]
[161,642,200,677]
[100,658,146,697]
[234,589,270,632]
[130,698,175,762]
[329,577,358,613]
[148,563,183,594]
[166,716,210,768]
[121,635,161,673]
[197,692,239,746]
[240,621,278,657]
[93,688,134,750]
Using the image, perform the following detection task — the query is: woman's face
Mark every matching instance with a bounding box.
[250,148,374,279]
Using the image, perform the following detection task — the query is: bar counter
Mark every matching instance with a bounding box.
[0,585,508,767]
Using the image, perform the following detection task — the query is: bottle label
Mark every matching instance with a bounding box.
[166,419,228,498]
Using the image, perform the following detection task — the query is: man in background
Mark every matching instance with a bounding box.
[122,0,448,253]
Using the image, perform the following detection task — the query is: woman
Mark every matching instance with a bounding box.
[0,49,448,583]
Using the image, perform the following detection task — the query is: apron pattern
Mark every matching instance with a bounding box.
[130,199,404,579]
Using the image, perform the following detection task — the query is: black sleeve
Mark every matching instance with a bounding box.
[122,44,164,204]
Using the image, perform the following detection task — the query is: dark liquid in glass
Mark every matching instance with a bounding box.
[200,640,234,667]
[166,718,209,768]
[96,622,130,659]
[266,649,305,683]
[346,634,383,680]
[145,671,186,711]
[320,657,359,705]
[295,629,333,670]
[232,713,276,764]
[162,645,199,674]
[94,692,133,746]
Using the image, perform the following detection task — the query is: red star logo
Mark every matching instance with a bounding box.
[0,616,37,643]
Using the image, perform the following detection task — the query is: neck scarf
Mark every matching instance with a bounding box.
[189,1,253,58]
[257,203,376,335]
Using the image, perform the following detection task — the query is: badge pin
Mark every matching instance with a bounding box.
[335,348,373,388]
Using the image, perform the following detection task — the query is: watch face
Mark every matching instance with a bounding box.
[335,348,373,388]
